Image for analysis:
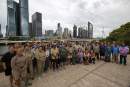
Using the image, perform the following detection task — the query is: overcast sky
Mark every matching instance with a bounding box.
[0,0,130,37]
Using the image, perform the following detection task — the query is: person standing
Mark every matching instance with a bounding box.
[93,43,100,60]
[67,45,73,64]
[77,48,83,64]
[24,45,34,85]
[100,42,105,60]
[83,48,89,65]
[11,47,28,87]
[51,45,59,71]
[105,43,111,62]
[1,45,16,87]
[72,47,77,65]
[90,50,96,64]
[112,44,119,63]
[59,45,68,68]
[35,46,46,78]
[44,45,51,72]
[119,43,129,65]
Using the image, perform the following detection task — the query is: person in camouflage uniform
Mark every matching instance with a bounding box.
[72,47,77,65]
[24,45,34,86]
[59,44,68,68]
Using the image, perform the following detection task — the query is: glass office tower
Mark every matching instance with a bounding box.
[13,1,21,36]
[73,25,77,38]
[7,0,29,37]
[32,12,42,37]
[88,22,93,39]
[7,0,16,36]
[19,0,29,36]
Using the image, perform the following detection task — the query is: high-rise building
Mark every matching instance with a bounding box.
[81,29,87,38]
[13,1,20,36]
[6,25,8,36]
[78,27,82,38]
[63,28,69,39]
[32,12,42,37]
[7,0,29,37]
[73,25,77,38]
[86,27,88,38]
[88,22,93,39]
[0,24,3,38]
[56,23,62,38]
[29,23,33,36]
[45,30,54,36]
[19,0,29,36]
[68,30,72,38]
[78,27,88,38]
[7,0,16,36]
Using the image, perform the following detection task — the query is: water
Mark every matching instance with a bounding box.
[0,45,8,56]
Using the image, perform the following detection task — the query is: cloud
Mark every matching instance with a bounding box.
[0,0,130,37]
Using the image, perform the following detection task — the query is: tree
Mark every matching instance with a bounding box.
[106,22,130,45]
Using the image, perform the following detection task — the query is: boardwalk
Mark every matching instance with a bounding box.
[0,56,130,87]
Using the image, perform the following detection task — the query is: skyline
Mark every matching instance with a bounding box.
[0,0,130,37]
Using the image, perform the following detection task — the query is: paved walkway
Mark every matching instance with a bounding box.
[0,56,130,87]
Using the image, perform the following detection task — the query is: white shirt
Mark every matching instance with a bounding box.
[46,50,50,57]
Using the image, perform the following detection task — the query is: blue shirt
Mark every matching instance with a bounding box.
[112,47,119,55]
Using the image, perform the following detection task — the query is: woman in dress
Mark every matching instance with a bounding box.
[11,47,28,87]
[77,48,83,64]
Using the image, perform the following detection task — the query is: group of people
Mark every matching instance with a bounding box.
[1,41,129,87]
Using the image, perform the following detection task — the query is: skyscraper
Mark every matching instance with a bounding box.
[0,24,3,38]
[78,27,88,39]
[7,0,16,36]
[88,22,93,39]
[32,12,42,37]
[78,27,82,38]
[6,25,8,36]
[73,25,77,38]
[45,30,54,36]
[81,29,87,38]
[29,23,33,37]
[86,27,88,38]
[13,1,20,36]
[19,0,29,36]
[63,28,69,39]
[7,0,29,37]
[56,23,62,38]
[68,30,72,39]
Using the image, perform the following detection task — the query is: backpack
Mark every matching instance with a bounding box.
[120,47,128,55]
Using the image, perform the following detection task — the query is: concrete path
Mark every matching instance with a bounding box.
[0,56,130,87]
